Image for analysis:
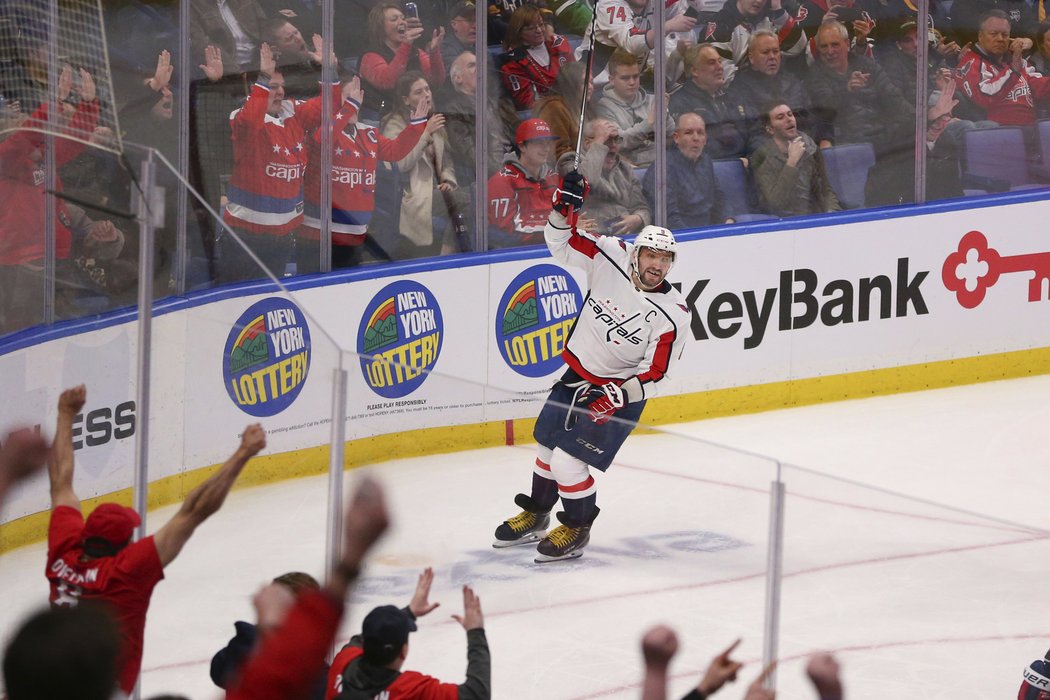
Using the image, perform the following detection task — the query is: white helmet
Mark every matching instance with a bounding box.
[631,225,677,274]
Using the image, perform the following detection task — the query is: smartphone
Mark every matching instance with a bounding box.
[404,2,418,19]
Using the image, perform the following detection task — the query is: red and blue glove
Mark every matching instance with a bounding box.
[577,382,626,425]
[552,171,589,220]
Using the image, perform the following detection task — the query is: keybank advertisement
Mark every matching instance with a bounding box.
[7,197,1050,525]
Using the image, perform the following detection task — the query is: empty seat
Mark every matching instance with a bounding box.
[960,126,1041,192]
[821,142,876,209]
[712,158,775,222]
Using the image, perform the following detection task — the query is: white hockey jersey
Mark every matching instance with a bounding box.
[578,0,691,83]
[546,211,690,403]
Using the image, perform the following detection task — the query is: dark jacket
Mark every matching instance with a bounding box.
[804,53,914,153]
[667,80,754,159]
[189,0,267,75]
[727,66,814,139]
[643,147,729,230]
[750,132,841,216]
[211,620,328,700]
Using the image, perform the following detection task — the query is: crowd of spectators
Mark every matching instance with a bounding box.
[4,0,1050,335]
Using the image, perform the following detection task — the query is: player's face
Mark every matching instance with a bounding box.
[636,247,673,289]
[690,48,724,93]
[978,17,1011,56]
[403,78,432,111]
[816,27,849,72]
[610,63,642,101]
[673,114,707,160]
[766,104,797,140]
[267,73,286,115]
[749,35,781,75]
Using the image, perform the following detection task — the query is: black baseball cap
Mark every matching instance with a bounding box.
[451,1,476,19]
[362,606,417,665]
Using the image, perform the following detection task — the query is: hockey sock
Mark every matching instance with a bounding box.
[550,449,597,525]
[530,450,558,510]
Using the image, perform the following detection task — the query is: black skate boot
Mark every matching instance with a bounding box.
[492,494,551,548]
[535,508,599,563]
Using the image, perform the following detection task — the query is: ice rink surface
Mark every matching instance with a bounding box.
[2,375,1048,699]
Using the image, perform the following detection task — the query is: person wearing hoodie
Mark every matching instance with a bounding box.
[595,49,673,167]
[324,577,489,700]
[486,118,559,248]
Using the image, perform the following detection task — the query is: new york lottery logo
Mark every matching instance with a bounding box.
[497,265,582,377]
[223,297,311,417]
[358,280,443,398]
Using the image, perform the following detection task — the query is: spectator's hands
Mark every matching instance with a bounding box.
[260,42,276,77]
[451,585,483,630]
[342,75,365,104]
[743,662,777,700]
[90,126,115,148]
[1010,37,1033,53]
[412,92,432,121]
[846,71,869,91]
[151,86,174,119]
[77,68,96,103]
[641,625,678,670]
[308,33,337,66]
[58,64,73,103]
[341,477,390,569]
[428,27,445,53]
[424,113,446,136]
[1011,40,1026,71]
[936,38,962,57]
[591,119,618,146]
[238,424,266,457]
[697,638,743,695]
[408,567,441,618]
[933,66,953,92]
[59,385,87,417]
[852,17,875,43]
[806,654,843,700]
[928,78,958,122]
[437,181,454,192]
[786,136,806,167]
[0,428,49,492]
[201,45,224,82]
[86,220,121,246]
[252,582,296,635]
[147,49,173,92]
[665,13,697,34]
[612,214,643,236]
[576,216,599,231]
[404,23,425,44]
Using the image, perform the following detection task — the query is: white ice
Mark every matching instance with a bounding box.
[1,375,1048,700]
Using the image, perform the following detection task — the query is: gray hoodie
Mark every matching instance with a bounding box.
[595,83,672,168]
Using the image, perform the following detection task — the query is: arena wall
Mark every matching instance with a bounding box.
[3,192,1049,550]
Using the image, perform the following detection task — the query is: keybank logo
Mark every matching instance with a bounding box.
[497,264,582,377]
[223,297,311,417]
[358,280,443,398]
[680,258,929,349]
[942,230,1050,308]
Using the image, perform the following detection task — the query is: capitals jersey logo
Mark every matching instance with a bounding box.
[585,296,648,345]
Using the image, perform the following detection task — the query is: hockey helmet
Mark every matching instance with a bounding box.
[515,118,557,145]
[1020,655,1050,700]
[631,225,677,274]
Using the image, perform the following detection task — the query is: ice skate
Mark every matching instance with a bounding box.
[492,494,551,548]
[534,509,597,563]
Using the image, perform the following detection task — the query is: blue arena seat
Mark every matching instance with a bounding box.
[712,158,775,222]
[821,143,876,209]
[960,126,1038,192]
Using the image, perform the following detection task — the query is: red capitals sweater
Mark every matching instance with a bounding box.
[300,97,427,246]
[0,99,99,265]
[223,79,338,236]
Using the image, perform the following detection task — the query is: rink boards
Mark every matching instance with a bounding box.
[3,192,1050,545]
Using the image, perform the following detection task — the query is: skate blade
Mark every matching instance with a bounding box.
[492,532,545,548]
[534,549,584,563]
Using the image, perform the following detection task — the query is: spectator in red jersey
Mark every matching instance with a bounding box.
[45,385,267,697]
[381,71,462,260]
[0,66,124,334]
[324,573,489,700]
[359,1,447,118]
[220,42,338,283]
[226,476,390,700]
[298,75,430,271]
[486,118,559,249]
[497,3,575,110]
[955,9,1050,129]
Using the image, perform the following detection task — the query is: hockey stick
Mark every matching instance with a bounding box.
[570,0,600,172]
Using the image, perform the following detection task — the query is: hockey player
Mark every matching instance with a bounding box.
[492,171,690,562]
[486,118,560,249]
[220,42,338,282]
[1019,647,1050,700]
[45,385,267,695]
[298,75,430,270]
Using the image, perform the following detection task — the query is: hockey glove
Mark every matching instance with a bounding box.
[577,382,626,425]
[552,171,589,219]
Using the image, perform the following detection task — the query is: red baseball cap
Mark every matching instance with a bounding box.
[515,118,557,145]
[83,503,140,548]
